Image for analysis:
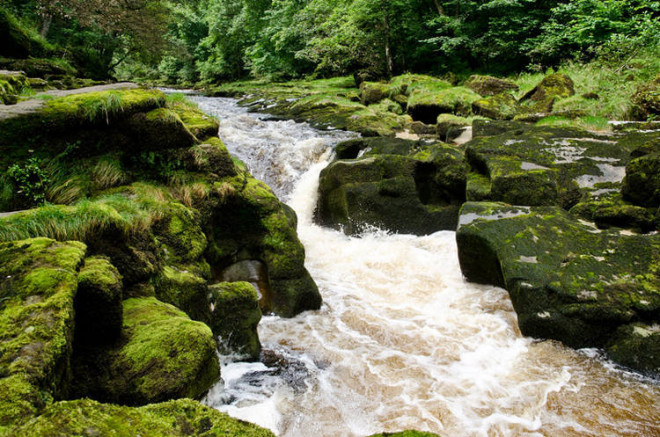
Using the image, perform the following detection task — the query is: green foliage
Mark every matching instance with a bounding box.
[81,92,123,124]
[7,158,51,207]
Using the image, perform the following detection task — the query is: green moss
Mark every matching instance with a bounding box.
[73,297,220,406]
[0,238,87,430]
[209,281,262,359]
[9,398,275,437]
[168,101,219,141]
[457,202,660,366]
[464,75,519,97]
[472,93,520,120]
[408,85,480,123]
[606,323,660,375]
[153,265,210,322]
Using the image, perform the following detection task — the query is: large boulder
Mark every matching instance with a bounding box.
[0,238,87,432]
[316,137,467,235]
[456,202,660,374]
[520,73,575,114]
[622,139,660,207]
[465,123,640,209]
[465,75,519,97]
[0,70,28,105]
[72,297,220,405]
[10,398,275,437]
[407,85,480,123]
[360,81,391,105]
[472,93,521,120]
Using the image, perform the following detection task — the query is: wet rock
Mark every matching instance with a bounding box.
[456,202,660,372]
[317,137,467,235]
[209,282,262,360]
[465,75,519,97]
[606,323,660,376]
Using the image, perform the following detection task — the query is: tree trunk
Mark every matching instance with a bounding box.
[434,0,445,15]
[382,15,394,78]
[40,14,53,38]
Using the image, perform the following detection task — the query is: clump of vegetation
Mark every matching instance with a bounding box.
[6,157,50,207]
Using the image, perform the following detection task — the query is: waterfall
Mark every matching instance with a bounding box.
[191,96,660,437]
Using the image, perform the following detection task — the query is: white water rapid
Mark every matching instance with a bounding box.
[190,96,660,437]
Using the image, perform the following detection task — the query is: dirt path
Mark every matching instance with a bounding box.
[0,82,138,121]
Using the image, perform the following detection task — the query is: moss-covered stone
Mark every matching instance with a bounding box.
[72,297,219,406]
[408,85,480,123]
[0,9,51,59]
[0,238,86,431]
[168,101,219,141]
[464,74,519,97]
[208,170,321,318]
[521,73,575,102]
[436,114,470,142]
[456,202,660,372]
[9,398,275,437]
[465,124,642,209]
[0,57,75,79]
[0,71,28,105]
[472,93,521,120]
[360,81,392,105]
[317,138,467,235]
[182,137,237,178]
[606,323,660,376]
[622,152,660,208]
[74,256,123,345]
[125,107,197,151]
[209,281,262,359]
[570,192,656,232]
[630,73,660,121]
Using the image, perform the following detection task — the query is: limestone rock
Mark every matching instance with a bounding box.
[316,137,467,235]
[456,202,660,373]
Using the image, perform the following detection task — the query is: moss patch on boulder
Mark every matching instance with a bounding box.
[465,74,519,97]
[317,137,467,235]
[456,202,660,372]
[472,93,521,120]
[209,281,262,359]
[0,238,86,431]
[72,297,219,406]
[630,74,660,121]
[10,398,275,437]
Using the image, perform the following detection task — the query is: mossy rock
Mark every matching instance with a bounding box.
[285,94,365,130]
[0,57,74,79]
[72,297,220,406]
[472,93,521,120]
[347,105,409,137]
[208,171,321,318]
[155,202,207,265]
[521,73,575,102]
[209,281,262,359]
[9,398,275,436]
[317,138,467,235]
[606,323,660,376]
[408,86,480,123]
[630,74,660,121]
[0,9,51,59]
[124,107,197,151]
[360,81,391,105]
[182,137,237,178]
[74,256,123,345]
[570,192,656,232]
[168,101,219,141]
[456,202,660,372]
[153,265,210,323]
[0,238,87,431]
[464,75,519,97]
[622,152,660,208]
[0,70,28,105]
[436,114,470,142]
[465,124,641,209]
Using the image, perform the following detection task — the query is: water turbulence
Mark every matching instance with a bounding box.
[192,96,660,437]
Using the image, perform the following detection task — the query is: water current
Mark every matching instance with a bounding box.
[189,95,660,437]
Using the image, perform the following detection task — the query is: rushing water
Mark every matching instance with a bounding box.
[189,96,660,437]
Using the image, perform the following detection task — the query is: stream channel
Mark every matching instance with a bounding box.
[186,94,660,437]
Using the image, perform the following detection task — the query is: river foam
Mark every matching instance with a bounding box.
[193,96,660,437]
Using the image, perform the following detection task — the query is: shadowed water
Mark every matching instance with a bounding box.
[191,96,660,437]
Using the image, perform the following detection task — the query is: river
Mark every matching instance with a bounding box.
[189,95,660,437]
